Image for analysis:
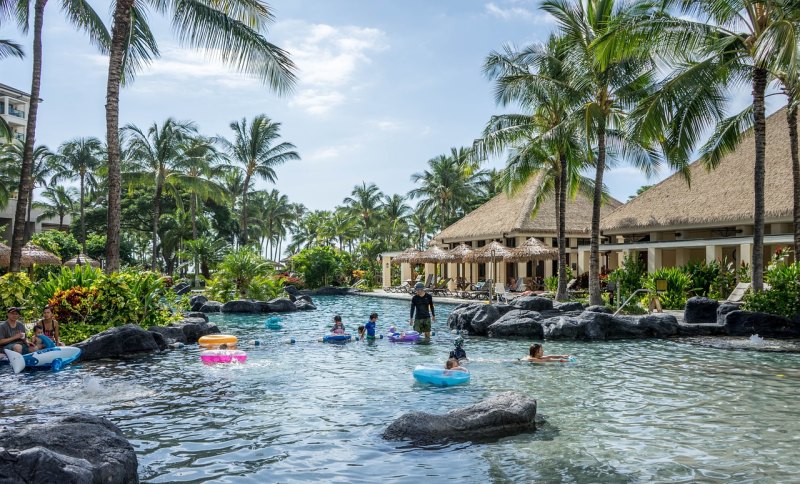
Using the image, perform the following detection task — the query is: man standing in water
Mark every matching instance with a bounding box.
[409,282,435,339]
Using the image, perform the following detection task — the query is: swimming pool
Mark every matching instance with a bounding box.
[2,295,799,482]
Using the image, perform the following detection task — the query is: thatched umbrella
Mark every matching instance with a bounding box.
[391,247,421,265]
[504,237,558,262]
[64,253,102,268]
[0,242,9,268]
[20,242,61,268]
[464,240,513,283]
[447,243,474,288]
[408,245,450,285]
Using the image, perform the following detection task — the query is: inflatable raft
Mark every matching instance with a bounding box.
[322,334,352,343]
[2,336,81,374]
[412,366,470,387]
[198,334,238,347]
[200,349,247,364]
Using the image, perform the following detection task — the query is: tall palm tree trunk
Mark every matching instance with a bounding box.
[191,193,198,286]
[10,0,47,272]
[589,124,606,306]
[80,172,86,252]
[151,180,163,271]
[788,102,800,258]
[751,68,768,292]
[556,154,568,301]
[241,173,251,245]
[104,0,136,273]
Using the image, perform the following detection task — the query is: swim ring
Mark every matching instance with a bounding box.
[387,331,420,342]
[200,349,247,364]
[322,334,352,343]
[198,334,238,346]
[265,316,282,329]
[412,366,470,387]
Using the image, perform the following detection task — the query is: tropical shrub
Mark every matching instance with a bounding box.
[49,286,100,324]
[544,276,558,292]
[608,254,646,301]
[0,273,33,321]
[205,248,274,301]
[684,260,718,297]
[30,231,80,262]
[642,268,692,310]
[292,246,351,288]
[247,275,286,301]
[743,261,800,318]
[30,265,103,309]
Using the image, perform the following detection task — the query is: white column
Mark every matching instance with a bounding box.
[739,243,752,267]
[647,247,662,273]
[424,263,436,281]
[447,262,457,290]
[400,262,412,283]
[607,251,619,271]
[706,245,722,265]
[381,256,392,287]
[675,248,688,267]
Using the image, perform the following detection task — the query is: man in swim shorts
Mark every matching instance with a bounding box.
[409,282,435,339]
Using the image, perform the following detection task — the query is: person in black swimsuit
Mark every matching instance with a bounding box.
[409,282,435,338]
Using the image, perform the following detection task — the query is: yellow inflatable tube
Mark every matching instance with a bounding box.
[198,334,238,346]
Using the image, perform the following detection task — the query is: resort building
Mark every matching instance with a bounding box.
[381,173,622,289]
[594,107,794,274]
[0,82,30,142]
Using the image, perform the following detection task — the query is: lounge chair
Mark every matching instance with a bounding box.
[430,278,453,297]
[463,279,493,300]
[423,274,435,289]
[493,282,508,303]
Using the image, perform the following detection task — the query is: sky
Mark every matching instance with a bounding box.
[0,0,788,210]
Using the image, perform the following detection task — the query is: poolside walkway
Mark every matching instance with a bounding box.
[357,289,476,306]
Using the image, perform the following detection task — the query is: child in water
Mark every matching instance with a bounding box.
[445,358,468,372]
[522,343,570,363]
[364,313,378,340]
[449,336,467,361]
[330,315,346,334]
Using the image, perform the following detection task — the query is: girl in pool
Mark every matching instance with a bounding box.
[522,344,570,363]
[445,358,468,372]
[330,315,346,334]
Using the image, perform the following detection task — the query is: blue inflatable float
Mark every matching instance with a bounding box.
[265,316,282,330]
[322,334,352,343]
[412,366,470,387]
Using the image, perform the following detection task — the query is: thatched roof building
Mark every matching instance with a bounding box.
[602,107,794,233]
[435,173,622,243]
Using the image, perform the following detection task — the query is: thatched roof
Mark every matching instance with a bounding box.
[64,253,101,268]
[435,173,622,242]
[464,241,514,263]
[0,243,9,267]
[505,237,558,262]
[602,107,794,233]
[409,245,450,263]
[392,248,420,264]
[21,242,60,267]
[446,243,474,262]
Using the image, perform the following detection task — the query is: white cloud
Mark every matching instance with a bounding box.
[485,1,555,23]
[276,21,389,116]
[305,142,362,163]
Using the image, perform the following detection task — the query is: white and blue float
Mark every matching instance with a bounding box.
[2,336,81,374]
[412,366,470,387]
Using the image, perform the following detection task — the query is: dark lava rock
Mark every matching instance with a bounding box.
[585,305,612,314]
[294,300,317,311]
[544,311,679,340]
[267,298,298,313]
[284,285,300,297]
[494,303,515,316]
[717,302,742,325]
[677,323,729,337]
[382,392,537,445]
[176,318,219,343]
[487,310,544,338]
[0,414,138,484]
[189,294,208,312]
[221,300,259,314]
[76,325,163,361]
[684,297,720,325]
[148,325,187,344]
[255,301,273,313]
[510,296,553,312]
[301,286,358,296]
[723,310,800,338]
[183,311,208,322]
[199,301,222,313]
[447,304,501,335]
[553,301,584,312]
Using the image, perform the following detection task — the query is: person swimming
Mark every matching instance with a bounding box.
[521,343,570,363]
[449,336,467,361]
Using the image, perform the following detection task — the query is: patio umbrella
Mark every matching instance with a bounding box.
[446,243,474,287]
[64,253,102,268]
[0,242,9,268]
[464,240,513,283]
[20,242,61,268]
[391,247,421,265]
[408,245,450,285]
[504,237,558,262]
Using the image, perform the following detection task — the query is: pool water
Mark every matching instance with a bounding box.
[2,295,800,482]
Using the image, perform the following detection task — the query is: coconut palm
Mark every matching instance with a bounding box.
[380,194,412,250]
[123,118,196,269]
[219,115,299,246]
[1,0,108,272]
[175,136,226,241]
[259,189,294,260]
[102,2,296,272]
[50,137,104,251]
[601,0,800,291]
[0,39,23,59]
[184,236,227,279]
[343,182,384,238]
[541,0,663,305]
[32,185,77,229]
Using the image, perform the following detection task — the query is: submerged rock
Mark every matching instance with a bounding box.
[76,325,164,361]
[0,414,138,484]
[382,392,537,444]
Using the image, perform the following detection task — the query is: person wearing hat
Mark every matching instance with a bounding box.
[0,307,30,355]
[409,282,435,339]
[449,336,467,362]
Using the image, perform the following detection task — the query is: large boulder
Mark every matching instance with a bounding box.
[199,301,222,313]
[723,310,800,338]
[148,325,187,344]
[221,300,259,313]
[553,301,584,312]
[684,297,720,325]
[294,300,317,311]
[544,311,679,340]
[717,302,742,325]
[189,294,207,311]
[383,392,537,445]
[182,311,208,323]
[493,303,515,316]
[510,296,553,312]
[0,414,138,484]
[300,286,357,296]
[487,310,544,338]
[76,325,164,361]
[267,298,298,313]
[585,305,612,314]
[447,304,501,335]
[677,323,729,336]
[174,318,219,344]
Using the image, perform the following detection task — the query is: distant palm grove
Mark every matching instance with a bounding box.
[2,0,800,302]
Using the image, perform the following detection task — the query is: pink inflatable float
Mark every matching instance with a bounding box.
[200,349,247,364]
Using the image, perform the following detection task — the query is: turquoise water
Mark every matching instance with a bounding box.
[2,295,800,482]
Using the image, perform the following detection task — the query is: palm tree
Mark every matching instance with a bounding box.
[381,194,412,250]
[602,0,800,291]
[343,182,384,238]
[50,137,104,251]
[102,0,296,272]
[32,185,77,229]
[542,0,663,305]
[0,0,107,272]
[219,115,299,246]
[185,236,227,278]
[259,189,293,260]
[123,118,196,270]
